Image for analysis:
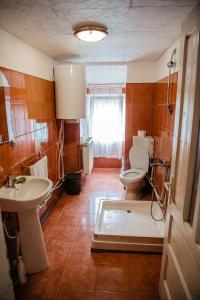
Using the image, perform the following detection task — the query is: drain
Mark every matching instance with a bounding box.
[126,209,132,213]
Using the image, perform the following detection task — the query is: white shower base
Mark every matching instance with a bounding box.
[92,200,165,253]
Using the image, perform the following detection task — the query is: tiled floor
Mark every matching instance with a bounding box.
[16,168,161,300]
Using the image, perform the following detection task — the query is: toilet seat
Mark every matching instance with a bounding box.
[120,168,146,183]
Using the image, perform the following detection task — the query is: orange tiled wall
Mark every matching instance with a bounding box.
[125,75,178,181]
[125,83,153,158]
[0,67,59,216]
[152,72,178,161]
[152,72,178,194]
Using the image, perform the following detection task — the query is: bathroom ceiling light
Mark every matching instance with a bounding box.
[74,26,108,42]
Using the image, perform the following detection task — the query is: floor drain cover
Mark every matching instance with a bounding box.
[126,210,131,213]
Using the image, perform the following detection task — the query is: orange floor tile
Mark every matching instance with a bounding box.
[16,168,161,300]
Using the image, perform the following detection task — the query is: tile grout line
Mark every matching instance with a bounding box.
[54,187,94,299]
[53,235,77,300]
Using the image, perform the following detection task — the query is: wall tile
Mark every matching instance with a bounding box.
[152,72,178,193]
[152,72,178,161]
[125,83,153,156]
[0,67,59,218]
[125,73,178,191]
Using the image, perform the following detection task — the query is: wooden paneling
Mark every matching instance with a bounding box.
[164,252,187,300]
[63,122,81,173]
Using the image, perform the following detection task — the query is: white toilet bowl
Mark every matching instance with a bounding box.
[120,168,146,189]
[120,145,149,190]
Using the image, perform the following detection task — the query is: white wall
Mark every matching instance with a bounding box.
[0,28,55,81]
[127,39,180,83]
[86,65,127,84]
[154,39,180,82]
[127,61,155,83]
[0,25,179,83]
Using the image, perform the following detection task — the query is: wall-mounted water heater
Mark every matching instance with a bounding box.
[54,64,85,120]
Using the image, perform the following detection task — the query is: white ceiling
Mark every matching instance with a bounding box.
[0,0,198,63]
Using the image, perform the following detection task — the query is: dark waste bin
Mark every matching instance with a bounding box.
[64,170,82,195]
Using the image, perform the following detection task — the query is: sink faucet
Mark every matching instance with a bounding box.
[7,175,16,188]
[7,175,27,188]
[150,158,171,168]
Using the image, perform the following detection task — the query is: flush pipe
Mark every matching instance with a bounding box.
[51,120,65,193]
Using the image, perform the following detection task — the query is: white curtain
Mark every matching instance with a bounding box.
[87,94,124,159]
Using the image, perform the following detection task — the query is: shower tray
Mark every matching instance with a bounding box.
[92,200,165,253]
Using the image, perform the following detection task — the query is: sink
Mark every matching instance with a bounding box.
[0,176,53,212]
[0,176,53,274]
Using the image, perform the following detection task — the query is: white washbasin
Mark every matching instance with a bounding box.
[0,176,53,212]
[0,176,53,274]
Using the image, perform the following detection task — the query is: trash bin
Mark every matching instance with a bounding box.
[64,170,82,195]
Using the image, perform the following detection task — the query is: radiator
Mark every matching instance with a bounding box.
[82,137,93,175]
[29,155,48,178]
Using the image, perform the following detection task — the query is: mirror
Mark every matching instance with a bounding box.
[0,71,14,143]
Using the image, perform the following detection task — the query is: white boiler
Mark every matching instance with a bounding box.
[54,64,85,120]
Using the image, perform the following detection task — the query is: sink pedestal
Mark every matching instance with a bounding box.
[0,176,53,273]
[18,207,49,274]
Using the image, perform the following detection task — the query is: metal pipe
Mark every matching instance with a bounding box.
[148,159,171,222]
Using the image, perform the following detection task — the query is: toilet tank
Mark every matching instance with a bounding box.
[133,136,154,158]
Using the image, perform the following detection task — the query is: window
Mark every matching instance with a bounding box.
[87,91,125,159]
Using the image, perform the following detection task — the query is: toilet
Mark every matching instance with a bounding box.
[120,136,154,191]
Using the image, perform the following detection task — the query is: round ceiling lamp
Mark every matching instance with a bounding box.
[74,25,108,42]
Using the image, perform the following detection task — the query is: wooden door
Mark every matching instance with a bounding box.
[159,6,200,300]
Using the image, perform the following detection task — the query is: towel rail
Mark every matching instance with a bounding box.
[21,152,46,170]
